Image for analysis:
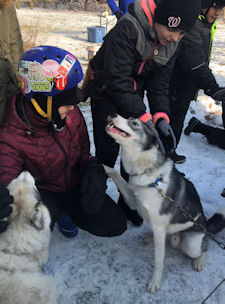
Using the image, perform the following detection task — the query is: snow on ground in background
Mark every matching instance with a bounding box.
[17,8,225,304]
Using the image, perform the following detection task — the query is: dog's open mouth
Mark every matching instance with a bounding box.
[106,121,131,138]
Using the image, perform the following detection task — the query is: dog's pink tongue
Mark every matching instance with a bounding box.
[106,125,130,137]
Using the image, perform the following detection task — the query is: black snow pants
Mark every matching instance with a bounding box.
[191,122,225,150]
[169,92,225,146]
[39,185,127,237]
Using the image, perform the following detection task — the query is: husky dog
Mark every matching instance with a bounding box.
[0,171,55,304]
[104,114,220,294]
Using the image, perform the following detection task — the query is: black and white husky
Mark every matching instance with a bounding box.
[104,114,222,294]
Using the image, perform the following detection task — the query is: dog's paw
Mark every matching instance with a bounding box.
[147,275,161,294]
[142,232,153,245]
[103,165,117,177]
[193,252,205,271]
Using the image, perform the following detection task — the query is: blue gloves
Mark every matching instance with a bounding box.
[0,184,13,233]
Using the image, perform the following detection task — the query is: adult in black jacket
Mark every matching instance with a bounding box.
[169,0,225,162]
[85,0,201,225]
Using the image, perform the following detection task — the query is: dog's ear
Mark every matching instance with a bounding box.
[30,203,45,230]
[8,204,18,223]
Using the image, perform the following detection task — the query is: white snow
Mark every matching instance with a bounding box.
[17,7,225,304]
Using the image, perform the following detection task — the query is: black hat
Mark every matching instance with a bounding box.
[154,0,201,32]
[201,0,225,8]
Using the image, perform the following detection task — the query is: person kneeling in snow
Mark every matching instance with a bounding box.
[184,114,225,233]
[0,46,127,238]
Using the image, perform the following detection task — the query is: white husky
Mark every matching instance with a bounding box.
[104,114,221,294]
[0,171,55,304]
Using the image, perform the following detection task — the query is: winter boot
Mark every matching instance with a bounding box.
[221,188,225,198]
[184,117,201,135]
[58,211,78,238]
[167,151,186,164]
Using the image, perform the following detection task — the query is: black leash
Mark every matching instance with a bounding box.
[155,186,225,250]
[201,278,225,304]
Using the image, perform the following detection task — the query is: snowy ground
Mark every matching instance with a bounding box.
[17,7,225,304]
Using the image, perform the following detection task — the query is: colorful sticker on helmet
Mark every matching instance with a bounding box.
[42,60,59,78]
[54,54,76,90]
[31,81,52,92]
[57,54,76,77]
[19,60,54,93]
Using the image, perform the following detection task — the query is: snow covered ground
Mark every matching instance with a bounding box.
[17,7,225,304]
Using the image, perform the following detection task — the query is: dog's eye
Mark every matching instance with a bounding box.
[132,121,139,126]
[35,202,41,211]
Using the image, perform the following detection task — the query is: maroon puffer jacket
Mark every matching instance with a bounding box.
[0,93,92,192]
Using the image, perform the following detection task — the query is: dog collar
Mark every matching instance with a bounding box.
[148,175,163,188]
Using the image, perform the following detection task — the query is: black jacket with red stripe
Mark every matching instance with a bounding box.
[89,0,180,118]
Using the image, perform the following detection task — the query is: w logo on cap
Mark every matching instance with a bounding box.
[168,16,181,28]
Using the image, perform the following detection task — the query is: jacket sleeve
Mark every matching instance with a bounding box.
[103,20,146,118]
[8,3,24,75]
[106,0,119,14]
[0,139,24,187]
[176,24,219,95]
[146,47,180,115]
[75,107,95,167]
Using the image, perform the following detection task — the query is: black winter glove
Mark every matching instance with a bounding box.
[155,118,176,155]
[139,113,165,154]
[212,87,225,103]
[115,10,122,20]
[0,184,13,233]
[80,160,107,215]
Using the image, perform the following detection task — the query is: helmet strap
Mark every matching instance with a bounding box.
[30,96,52,121]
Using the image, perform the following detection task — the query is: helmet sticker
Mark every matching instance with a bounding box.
[54,54,76,91]
[18,47,82,98]
[42,59,59,78]
[168,16,181,28]
[19,60,53,93]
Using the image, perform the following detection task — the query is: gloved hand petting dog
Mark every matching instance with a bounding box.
[139,112,176,155]
[139,113,166,154]
[155,117,176,155]
[0,183,14,232]
[80,160,107,215]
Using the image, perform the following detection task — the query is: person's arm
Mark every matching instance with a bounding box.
[8,2,24,75]
[103,20,146,118]
[106,0,120,15]
[0,184,13,233]
[177,24,219,96]
[145,47,180,154]
[0,135,22,233]
[146,47,180,116]
[0,137,24,187]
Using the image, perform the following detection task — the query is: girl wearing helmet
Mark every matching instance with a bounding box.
[84,0,201,225]
[0,46,127,238]
[169,0,225,162]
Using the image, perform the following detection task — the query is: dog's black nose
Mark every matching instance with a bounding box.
[109,113,117,118]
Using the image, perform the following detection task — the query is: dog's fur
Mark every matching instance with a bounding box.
[0,171,55,304]
[104,114,219,293]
